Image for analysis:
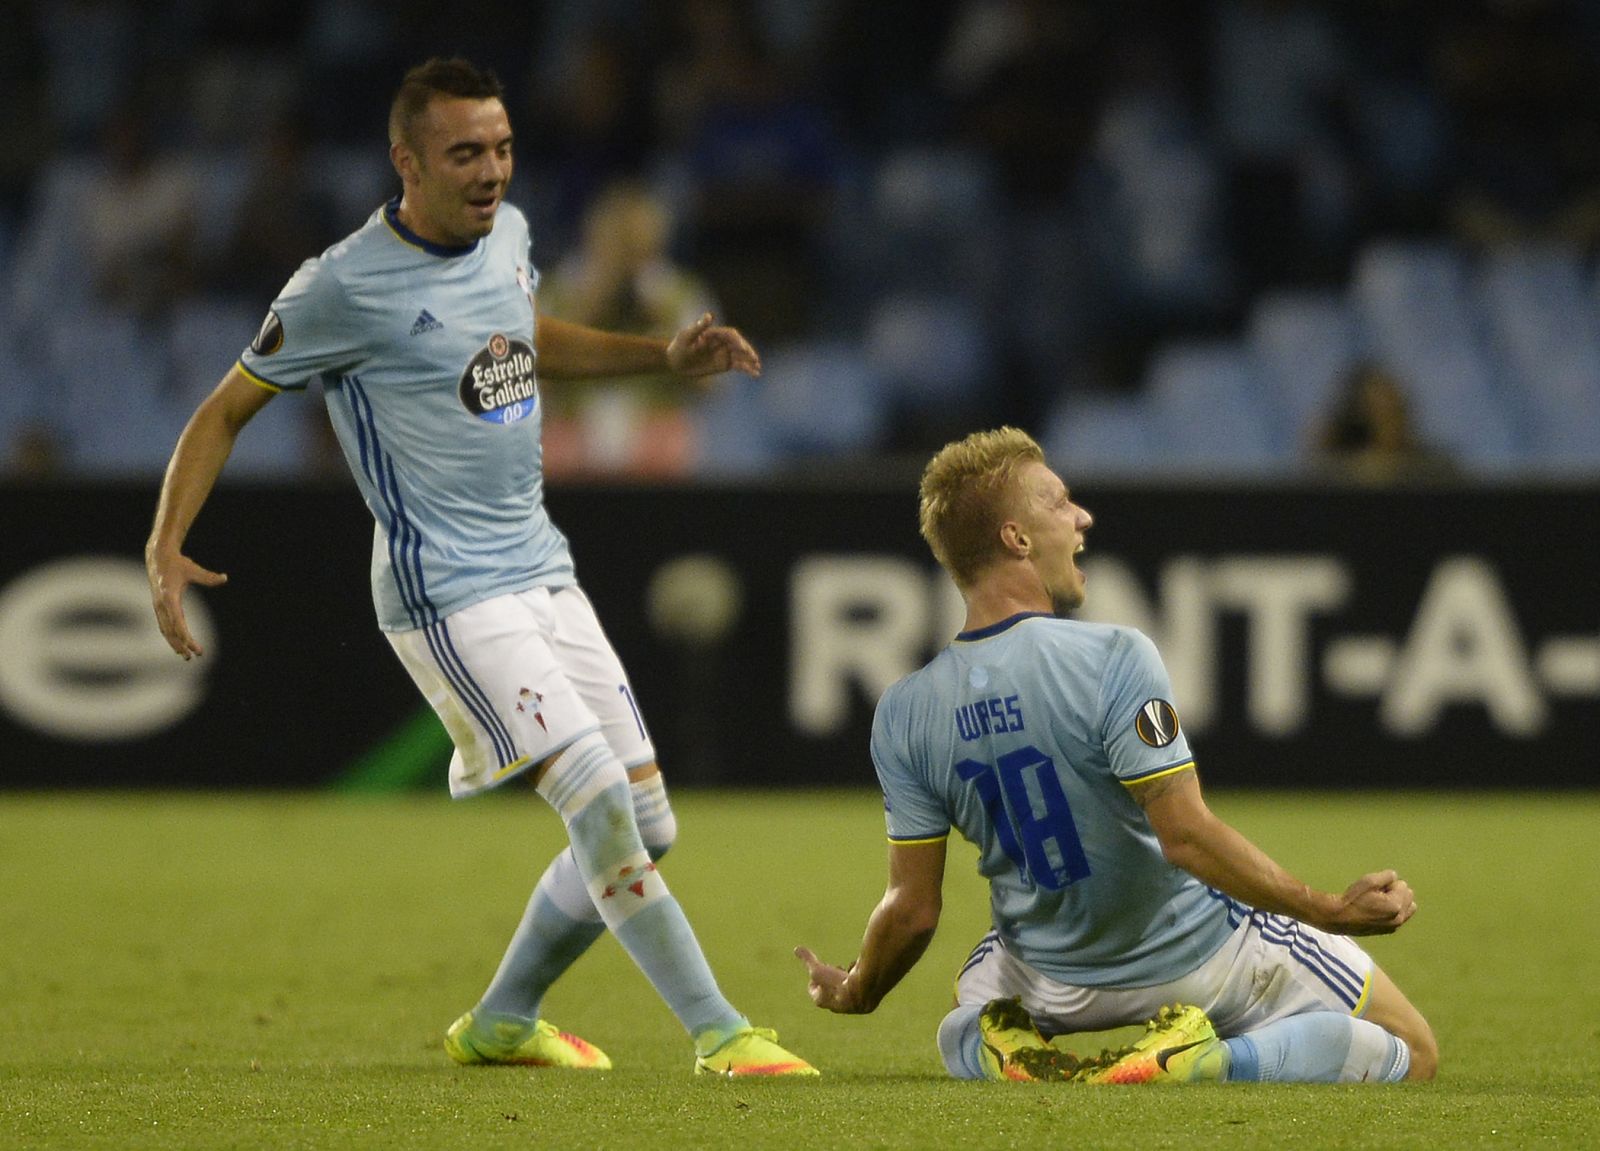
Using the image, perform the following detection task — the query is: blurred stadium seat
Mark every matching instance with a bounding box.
[1352,241,1523,470]
[754,339,889,458]
[1000,208,1097,408]
[222,393,318,478]
[53,309,187,476]
[1475,247,1600,471]
[9,155,97,334]
[1040,391,1162,477]
[873,146,997,234]
[865,292,992,412]
[0,314,45,461]
[307,144,393,233]
[191,150,251,253]
[1247,289,1365,452]
[690,374,778,477]
[1145,341,1287,472]
[861,147,1007,312]
[167,299,261,406]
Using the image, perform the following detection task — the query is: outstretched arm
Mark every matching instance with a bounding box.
[1134,768,1416,936]
[535,311,760,382]
[146,366,274,658]
[796,837,947,1014]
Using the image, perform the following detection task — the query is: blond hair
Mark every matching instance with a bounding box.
[919,427,1044,587]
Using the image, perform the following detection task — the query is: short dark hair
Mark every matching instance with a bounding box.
[388,57,505,147]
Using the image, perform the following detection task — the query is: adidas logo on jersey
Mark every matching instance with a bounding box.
[410,309,444,336]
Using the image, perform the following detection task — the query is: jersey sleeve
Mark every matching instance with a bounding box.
[238,256,362,393]
[1099,628,1195,786]
[870,684,951,843]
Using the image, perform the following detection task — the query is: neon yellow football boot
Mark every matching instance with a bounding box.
[1079,1004,1221,1084]
[693,1026,819,1078]
[444,1011,612,1070]
[978,997,1091,1082]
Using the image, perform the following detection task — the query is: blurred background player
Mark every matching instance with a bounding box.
[146,56,815,1079]
[797,426,1437,1084]
[537,179,718,477]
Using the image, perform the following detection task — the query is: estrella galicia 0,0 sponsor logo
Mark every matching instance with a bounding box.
[458,332,538,424]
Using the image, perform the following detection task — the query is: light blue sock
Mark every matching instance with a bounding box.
[540,736,744,1049]
[477,776,678,1022]
[476,860,605,1022]
[937,1004,988,1079]
[1223,1013,1410,1083]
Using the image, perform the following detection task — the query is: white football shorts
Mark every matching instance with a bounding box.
[954,907,1376,1038]
[386,585,655,797]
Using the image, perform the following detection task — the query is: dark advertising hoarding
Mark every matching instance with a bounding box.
[0,481,1594,789]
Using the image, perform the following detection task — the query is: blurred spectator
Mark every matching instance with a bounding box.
[1211,0,1356,294]
[5,425,66,479]
[0,2,51,228]
[390,0,537,110]
[1436,0,1600,254]
[2,1,1598,482]
[1342,0,1450,237]
[518,27,656,259]
[202,116,342,304]
[821,0,958,146]
[1087,32,1234,333]
[538,180,718,478]
[183,0,308,148]
[940,0,1105,206]
[36,0,140,147]
[81,109,199,318]
[655,0,843,341]
[1313,362,1456,483]
[299,0,403,144]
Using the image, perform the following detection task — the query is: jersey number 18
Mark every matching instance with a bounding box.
[957,746,1091,889]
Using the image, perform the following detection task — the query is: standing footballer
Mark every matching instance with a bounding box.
[147,57,815,1079]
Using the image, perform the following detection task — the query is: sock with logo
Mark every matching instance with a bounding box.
[537,734,744,1046]
[477,772,680,1021]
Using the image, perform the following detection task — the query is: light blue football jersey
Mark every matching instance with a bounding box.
[872,612,1234,987]
[238,198,573,631]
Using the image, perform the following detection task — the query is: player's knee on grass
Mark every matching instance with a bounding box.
[1402,1018,1439,1081]
[1363,964,1438,1081]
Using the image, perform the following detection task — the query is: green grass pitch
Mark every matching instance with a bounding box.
[2,790,1596,1150]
